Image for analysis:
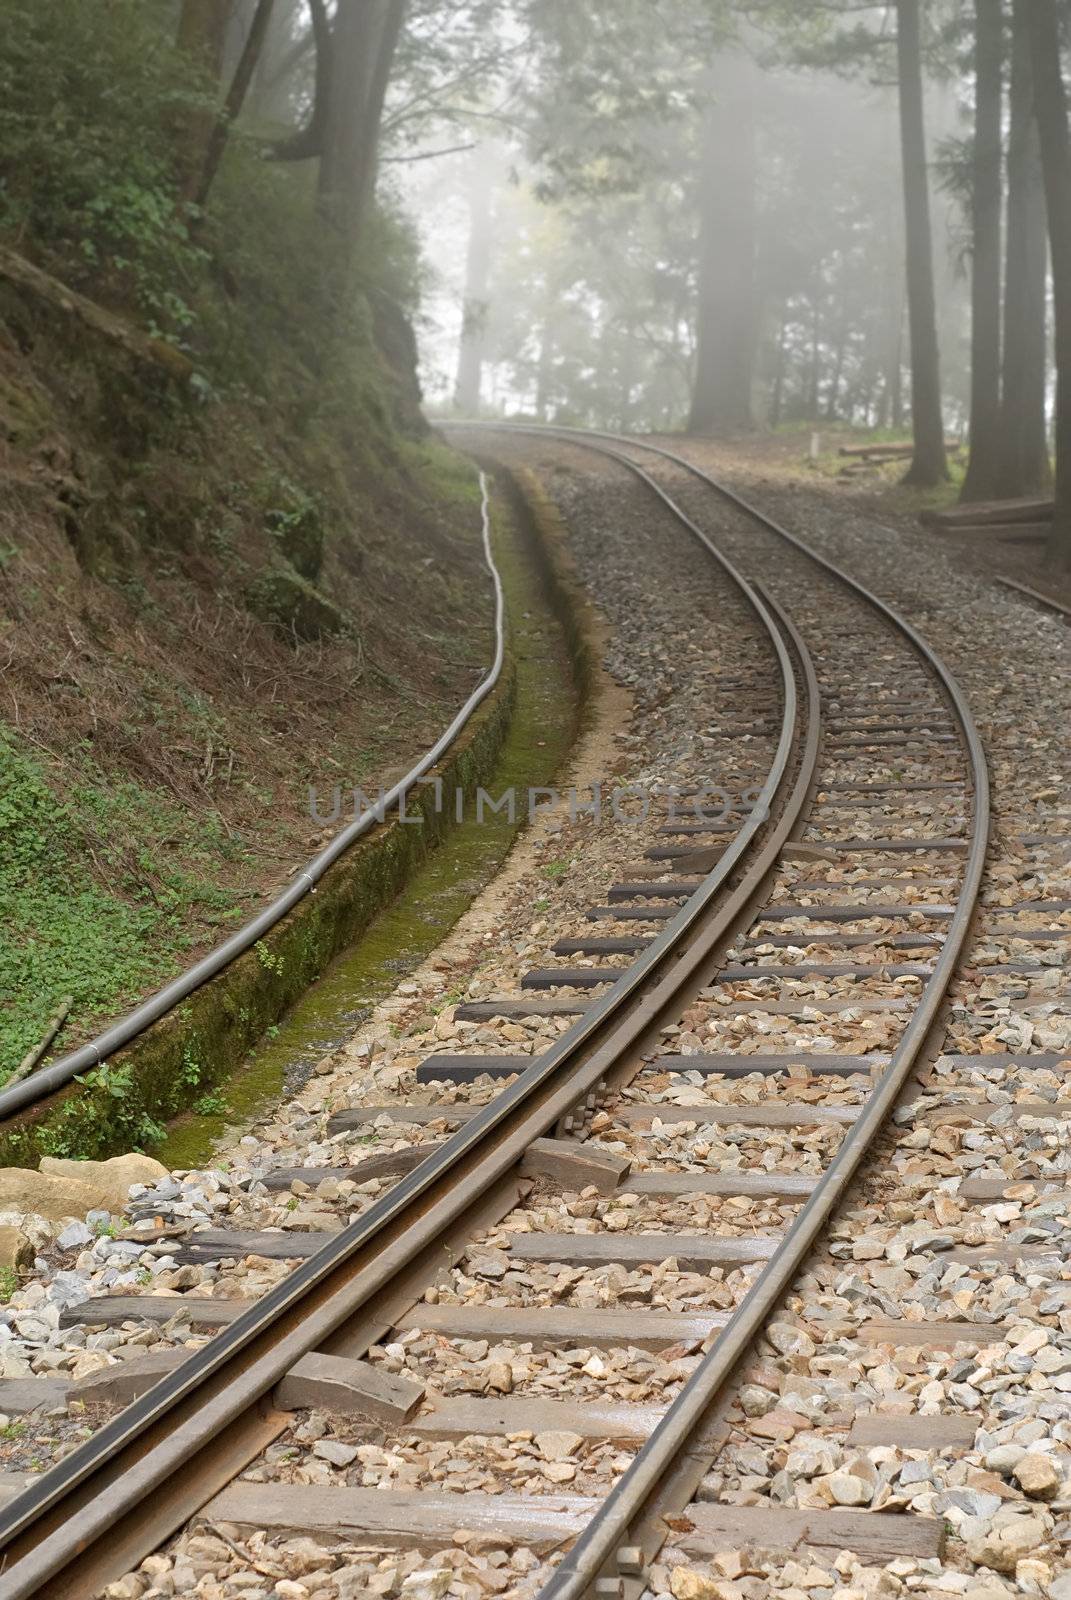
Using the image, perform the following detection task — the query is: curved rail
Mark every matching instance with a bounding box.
[0,474,506,1118]
[460,423,990,1600]
[0,443,812,1599]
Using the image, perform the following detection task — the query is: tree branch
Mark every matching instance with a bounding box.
[269,0,331,162]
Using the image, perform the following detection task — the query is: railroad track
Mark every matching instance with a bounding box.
[1,424,1048,1600]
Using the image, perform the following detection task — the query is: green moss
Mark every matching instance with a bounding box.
[0,461,594,1166]
[156,478,584,1166]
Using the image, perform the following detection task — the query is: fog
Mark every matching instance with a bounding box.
[392,2,979,437]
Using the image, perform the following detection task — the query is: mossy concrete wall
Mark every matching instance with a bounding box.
[0,461,590,1165]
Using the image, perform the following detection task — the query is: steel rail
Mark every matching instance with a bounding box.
[0,445,809,1599]
[467,424,989,1600]
[0,474,506,1117]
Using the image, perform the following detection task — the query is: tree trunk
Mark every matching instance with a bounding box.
[825,325,847,421]
[1000,1,1052,497]
[809,301,822,420]
[961,0,1004,501]
[177,0,229,76]
[176,0,230,185]
[318,0,407,249]
[1026,0,1071,569]
[687,57,756,435]
[250,0,303,121]
[895,0,949,484]
[535,312,555,420]
[891,304,905,429]
[769,311,787,426]
[454,169,493,415]
[190,0,276,209]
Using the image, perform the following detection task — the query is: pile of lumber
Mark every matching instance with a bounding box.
[838,440,962,463]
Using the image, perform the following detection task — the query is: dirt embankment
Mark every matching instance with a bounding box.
[0,259,492,1082]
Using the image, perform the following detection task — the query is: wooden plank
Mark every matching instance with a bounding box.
[59,1295,252,1329]
[175,1230,325,1263]
[204,1483,597,1552]
[616,1101,858,1129]
[959,1173,1071,1201]
[756,904,955,922]
[820,780,962,793]
[646,844,729,862]
[848,1414,975,1448]
[73,1350,188,1406]
[518,1137,631,1193]
[810,837,968,853]
[708,998,915,1015]
[742,933,942,950]
[391,1304,728,1350]
[921,1099,1071,1127]
[408,1394,663,1444]
[416,1057,527,1083]
[790,878,957,891]
[553,937,652,955]
[264,1143,444,1187]
[656,823,740,837]
[626,1170,818,1201]
[276,1353,424,1423]
[828,719,953,734]
[454,998,590,1020]
[825,735,957,750]
[945,1242,1061,1264]
[652,1053,888,1077]
[608,880,702,901]
[855,1320,1007,1349]
[988,900,1071,916]
[716,963,931,981]
[678,1503,944,1560]
[521,968,622,989]
[326,1105,478,1134]
[586,906,676,921]
[0,1378,72,1413]
[497,1232,781,1269]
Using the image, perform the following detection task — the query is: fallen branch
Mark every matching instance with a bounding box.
[0,245,193,382]
[9,996,73,1085]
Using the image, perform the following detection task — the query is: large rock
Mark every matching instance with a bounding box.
[0,1226,32,1273]
[0,1170,102,1223]
[38,1154,168,1216]
[967,1512,1052,1572]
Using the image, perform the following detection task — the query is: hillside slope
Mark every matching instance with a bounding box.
[0,1,492,1079]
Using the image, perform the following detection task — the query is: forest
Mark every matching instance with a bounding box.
[2,2,1071,567]
[1,10,1071,1592]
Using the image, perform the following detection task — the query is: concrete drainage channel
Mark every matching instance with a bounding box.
[0,464,594,1173]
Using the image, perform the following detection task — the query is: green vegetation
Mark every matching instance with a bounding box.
[0,2,494,1085]
[0,728,243,1068]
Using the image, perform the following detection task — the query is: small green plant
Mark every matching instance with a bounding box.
[254,940,285,977]
[192,1091,227,1116]
[0,1421,25,1441]
[178,1047,201,1088]
[0,1267,19,1303]
[540,860,570,881]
